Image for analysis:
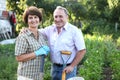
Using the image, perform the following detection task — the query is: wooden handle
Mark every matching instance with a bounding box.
[61,51,71,55]
[62,71,66,80]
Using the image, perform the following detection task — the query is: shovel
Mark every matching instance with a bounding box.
[60,50,71,80]
[40,55,45,72]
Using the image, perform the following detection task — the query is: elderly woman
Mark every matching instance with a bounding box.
[15,6,50,80]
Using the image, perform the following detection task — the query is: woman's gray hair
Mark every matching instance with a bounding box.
[55,6,69,15]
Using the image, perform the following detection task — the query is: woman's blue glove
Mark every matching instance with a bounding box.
[34,45,50,56]
[42,45,50,53]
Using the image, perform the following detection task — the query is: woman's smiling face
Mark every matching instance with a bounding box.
[28,15,40,28]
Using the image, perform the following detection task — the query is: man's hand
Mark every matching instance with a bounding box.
[34,45,50,56]
[63,66,74,73]
[20,27,28,34]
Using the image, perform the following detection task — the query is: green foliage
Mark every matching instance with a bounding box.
[79,35,105,80]
[79,34,119,80]
[81,18,120,40]
[63,1,87,21]
[116,37,120,47]
[90,0,108,20]
[107,0,120,22]
[0,55,17,80]
[44,56,52,80]
[0,44,17,80]
[110,50,120,80]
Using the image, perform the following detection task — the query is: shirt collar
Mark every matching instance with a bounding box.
[64,22,69,31]
[25,29,32,36]
[25,29,37,36]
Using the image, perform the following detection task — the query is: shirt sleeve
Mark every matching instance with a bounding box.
[74,29,86,51]
[15,35,28,56]
[38,32,48,46]
[38,28,47,37]
[38,26,51,40]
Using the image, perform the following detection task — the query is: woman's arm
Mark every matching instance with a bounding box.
[16,52,36,62]
[16,45,50,62]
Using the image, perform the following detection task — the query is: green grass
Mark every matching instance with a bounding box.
[0,44,17,80]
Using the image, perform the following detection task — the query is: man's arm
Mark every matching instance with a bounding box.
[63,49,86,73]
[70,49,86,67]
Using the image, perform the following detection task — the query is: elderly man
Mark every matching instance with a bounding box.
[40,6,86,80]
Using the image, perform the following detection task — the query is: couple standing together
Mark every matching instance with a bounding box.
[15,6,86,80]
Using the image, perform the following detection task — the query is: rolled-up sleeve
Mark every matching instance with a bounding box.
[74,29,86,51]
[15,35,28,56]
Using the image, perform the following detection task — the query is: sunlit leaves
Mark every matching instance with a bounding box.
[107,0,119,9]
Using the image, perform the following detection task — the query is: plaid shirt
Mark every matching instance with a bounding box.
[15,30,47,80]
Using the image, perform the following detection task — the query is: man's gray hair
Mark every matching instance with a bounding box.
[55,6,69,15]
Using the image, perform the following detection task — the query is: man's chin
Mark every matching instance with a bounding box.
[56,24,64,28]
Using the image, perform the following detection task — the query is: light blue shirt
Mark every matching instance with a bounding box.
[40,22,86,64]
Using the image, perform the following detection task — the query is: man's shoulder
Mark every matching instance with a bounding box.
[47,24,55,28]
[67,23,79,30]
[70,23,78,28]
[43,24,55,31]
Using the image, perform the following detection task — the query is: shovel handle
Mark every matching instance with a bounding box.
[62,71,66,80]
[40,55,45,72]
[60,51,71,55]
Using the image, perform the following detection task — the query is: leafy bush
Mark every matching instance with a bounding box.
[79,34,119,80]
[0,44,17,80]
[116,37,120,47]
[110,49,120,80]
